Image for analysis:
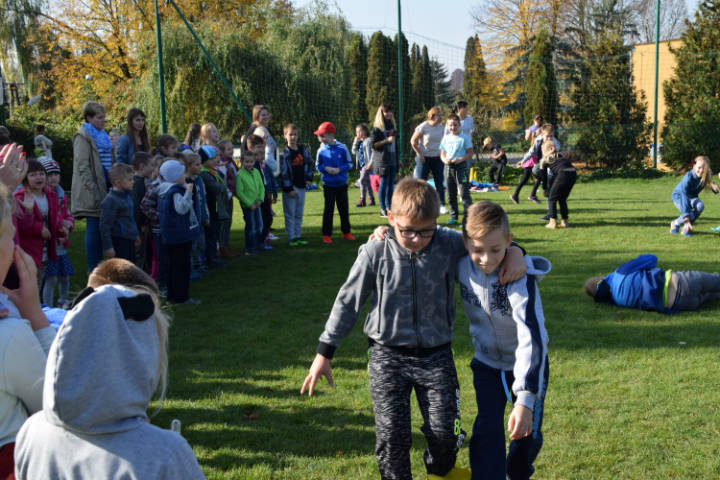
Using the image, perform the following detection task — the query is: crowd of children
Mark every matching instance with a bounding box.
[4,97,720,480]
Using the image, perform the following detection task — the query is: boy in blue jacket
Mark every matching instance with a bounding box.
[314,121,355,244]
[585,254,720,312]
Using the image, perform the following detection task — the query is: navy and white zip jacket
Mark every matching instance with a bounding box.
[457,255,551,411]
[315,141,353,187]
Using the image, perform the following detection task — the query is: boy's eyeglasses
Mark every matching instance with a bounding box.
[398,227,436,239]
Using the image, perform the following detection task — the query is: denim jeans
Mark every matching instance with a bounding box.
[282,187,306,240]
[242,207,264,253]
[673,197,704,224]
[416,156,446,205]
[84,216,103,272]
[378,163,397,212]
[470,358,547,480]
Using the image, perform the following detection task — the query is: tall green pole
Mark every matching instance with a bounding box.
[155,0,167,133]
[653,0,660,168]
[397,0,404,169]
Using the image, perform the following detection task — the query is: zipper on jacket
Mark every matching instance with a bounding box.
[411,252,421,346]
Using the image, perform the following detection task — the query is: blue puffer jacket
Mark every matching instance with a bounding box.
[595,254,668,313]
[315,141,353,187]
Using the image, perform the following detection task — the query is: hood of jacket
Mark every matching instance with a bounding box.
[42,284,161,435]
[156,181,175,198]
[524,255,551,281]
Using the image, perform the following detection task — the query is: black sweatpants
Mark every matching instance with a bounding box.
[548,169,577,220]
[166,241,191,303]
[445,164,472,220]
[322,184,350,236]
[368,343,465,480]
[513,167,541,198]
[261,192,273,241]
[488,160,506,184]
[112,236,136,264]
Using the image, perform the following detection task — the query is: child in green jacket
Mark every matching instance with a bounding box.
[235,150,265,255]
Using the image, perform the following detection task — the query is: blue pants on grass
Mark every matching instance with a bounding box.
[242,207,263,253]
[378,164,397,212]
[673,197,704,224]
[469,358,548,480]
[84,216,103,272]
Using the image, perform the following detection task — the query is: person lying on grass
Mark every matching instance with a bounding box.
[301,178,527,480]
[585,254,720,313]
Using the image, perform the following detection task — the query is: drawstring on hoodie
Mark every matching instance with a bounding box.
[501,371,513,405]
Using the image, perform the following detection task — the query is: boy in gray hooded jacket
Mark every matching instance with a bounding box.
[458,201,550,480]
[301,178,527,480]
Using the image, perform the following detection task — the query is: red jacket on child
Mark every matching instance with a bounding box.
[14,186,59,267]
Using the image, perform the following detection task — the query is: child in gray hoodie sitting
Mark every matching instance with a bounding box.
[14,258,205,479]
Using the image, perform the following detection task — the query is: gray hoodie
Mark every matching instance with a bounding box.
[14,285,205,479]
[457,255,551,411]
[318,227,467,358]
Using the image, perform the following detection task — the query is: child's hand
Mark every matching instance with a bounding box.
[498,245,526,284]
[712,183,719,194]
[300,353,334,396]
[185,182,194,193]
[289,190,297,198]
[104,248,115,258]
[41,227,51,240]
[20,194,34,214]
[508,404,533,440]
[0,246,48,331]
[369,225,389,242]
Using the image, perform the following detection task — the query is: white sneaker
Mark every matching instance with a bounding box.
[267,233,279,241]
[440,206,448,215]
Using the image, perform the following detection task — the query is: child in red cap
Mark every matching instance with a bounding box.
[314,122,355,244]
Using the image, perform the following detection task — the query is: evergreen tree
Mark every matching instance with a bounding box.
[431,59,453,108]
[570,30,649,168]
[419,46,435,111]
[347,33,368,126]
[463,35,489,133]
[408,43,421,116]
[366,31,390,116]
[463,35,477,102]
[523,28,558,127]
[662,0,720,170]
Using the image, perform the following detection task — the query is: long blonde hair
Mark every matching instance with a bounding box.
[372,104,394,130]
[694,155,714,190]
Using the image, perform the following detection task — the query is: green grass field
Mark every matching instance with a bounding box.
[65,175,720,479]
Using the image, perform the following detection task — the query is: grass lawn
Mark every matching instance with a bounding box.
[64,175,720,479]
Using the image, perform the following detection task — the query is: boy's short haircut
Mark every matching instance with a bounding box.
[446,113,460,124]
[462,201,511,240]
[390,178,440,221]
[584,277,601,297]
[180,152,201,168]
[108,162,134,184]
[241,149,255,162]
[455,100,468,110]
[155,134,178,150]
[246,134,265,148]
[283,123,298,134]
[540,123,554,135]
[131,151,152,170]
[82,101,105,121]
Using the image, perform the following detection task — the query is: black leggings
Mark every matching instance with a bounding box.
[548,170,577,219]
[514,167,541,198]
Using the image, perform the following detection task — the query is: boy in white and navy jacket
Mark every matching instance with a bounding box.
[457,201,550,480]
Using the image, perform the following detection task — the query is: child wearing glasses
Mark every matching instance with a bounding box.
[301,178,527,480]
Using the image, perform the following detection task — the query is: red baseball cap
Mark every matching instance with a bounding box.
[314,121,336,135]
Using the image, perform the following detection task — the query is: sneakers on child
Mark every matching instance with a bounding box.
[263,244,273,250]
[681,223,692,236]
[267,233,279,241]
[427,465,471,480]
[539,214,550,221]
[546,218,557,229]
[559,218,569,228]
[296,238,309,245]
[528,195,540,203]
[670,220,679,234]
[356,199,366,207]
[289,239,300,247]
[440,205,448,214]
[510,194,519,204]
[342,233,356,241]
[322,235,333,244]
[369,198,376,206]
[380,210,388,218]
